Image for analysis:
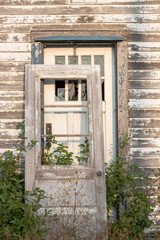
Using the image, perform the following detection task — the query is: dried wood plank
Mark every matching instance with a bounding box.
[129,80,160,89]
[0,82,23,91]
[1,5,160,15]
[129,99,160,110]
[0,91,24,101]
[117,41,128,140]
[0,0,159,5]
[129,71,160,80]
[125,23,160,33]
[0,53,31,62]
[0,72,24,81]
[0,24,31,33]
[0,101,24,111]
[128,89,160,99]
[125,33,160,42]
[0,0,70,5]
[0,139,21,148]
[128,42,160,52]
[129,119,160,128]
[129,110,160,118]
[31,23,126,31]
[31,23,160,33]
[129,52,160,61]
[97,0,160,4]
[128,62,160,71]
[131,157,160,168]
[0,110,24,119]
[131,138,160,148]
[129,129,160,138]
[1,15,160,25]
[0,120,22,129]
[0,129,20,139]
[0,33,30,43]
[0,43,31,52]
[0,62,27,72]
[130,147,160,158]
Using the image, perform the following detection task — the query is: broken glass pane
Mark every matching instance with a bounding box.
[68,80,78,101]
[81,80,87,101]
[55,80,65,101]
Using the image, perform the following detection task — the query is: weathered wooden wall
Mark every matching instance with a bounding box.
[0,0,160,178]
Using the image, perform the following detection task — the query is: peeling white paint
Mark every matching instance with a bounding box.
[129,99,160,109]
[0,14,160,24]
[130,148,160,157]
[0,43,31,52]
[129,52,160,61]
[0,52,31,61]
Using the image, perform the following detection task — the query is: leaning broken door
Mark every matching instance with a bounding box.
[25,65,107,238]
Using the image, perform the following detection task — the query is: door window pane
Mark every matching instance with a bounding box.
[81,56,91,65]
[68,56,78,65]
[55,56,65,65]
[68,80,78,101]
[81,80,87,101]
[94,55,104,76]
[55,80,65,101]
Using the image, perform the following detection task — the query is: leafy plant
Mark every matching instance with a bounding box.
[0,123,55,240]
[76,137,89,165]
[53,142,74,165]
[106,134,157,240]
[41,135,74,165]
[41,135,89,166]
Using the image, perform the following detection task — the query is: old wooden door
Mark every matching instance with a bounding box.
[25,65,107,239]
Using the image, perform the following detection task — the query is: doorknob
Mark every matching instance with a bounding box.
[96,171,102,176]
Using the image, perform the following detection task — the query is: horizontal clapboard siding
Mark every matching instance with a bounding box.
[0,0,159,183]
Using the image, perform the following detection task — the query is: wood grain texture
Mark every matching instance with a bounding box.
[129,99,160,110]
[0,0,159,5]
[129,52,160,61]
[0,5,160,15]
[0,119,22,129]
[129,129,160,138]
[0,33,30,42]
[0,62,27,72]
[0,0,70,5]
[129,71,160,80]
[0,43,31,51]
[117,41,128,140]
[130,138,160,148]
[128,80,160,89]
[129,89,160,99]
[128,62,160,71]
[1,15,160,25]
[129,110,160,118]
[0,91,24,101]
[0,110,24,119]
[0,129,20,139]
[130,157,160,168]
[129,119,160,128]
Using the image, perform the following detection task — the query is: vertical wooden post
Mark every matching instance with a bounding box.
[117,41,128,144]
